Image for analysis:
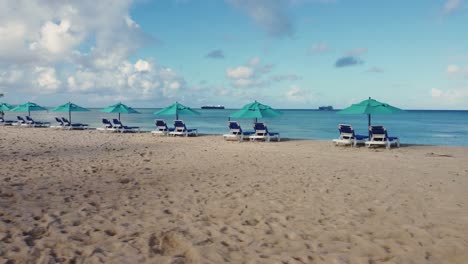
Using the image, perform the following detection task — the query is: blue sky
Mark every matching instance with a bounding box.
[0,0,467,109]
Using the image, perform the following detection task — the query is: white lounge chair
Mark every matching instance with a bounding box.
[96,118,117,132]
[223,121,254,141]
[249,122,280,142]
[332,124,368,147]
[0,117,15,126]
[365,126,400,149]
[169,120,198,137]
[151,119,175,136]
[112,119,140,133]
[61,117,88,130]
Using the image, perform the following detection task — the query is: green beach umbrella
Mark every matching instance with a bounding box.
[0,103,13,111]
[229,100,282,122]
[153,102,200,120]
[100,102,140,121]
[338,97,404,137]
[51,102,89,123]
[10,101,47,116]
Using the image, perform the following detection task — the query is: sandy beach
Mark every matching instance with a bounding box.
[0,127,467,263]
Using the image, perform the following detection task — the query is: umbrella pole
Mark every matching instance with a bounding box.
[368,114,371,138]
[69,111,71,123]
[119,113,121,121]
[176,114,179,120]
[28,110,30,117]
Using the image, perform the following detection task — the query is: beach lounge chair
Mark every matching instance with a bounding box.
[25,116,50,128]
[112,119,140,133]
[0,117,15,126]
[249,122,280,142]
[96,118,117,132]
[169,120,198,137]
[151,119,175,136]
[13,116,29,127]
[61,117,88,130]
[365,126,400,149]
[223,121,254,141]
[51,117,65,129]
[332,124,368,147]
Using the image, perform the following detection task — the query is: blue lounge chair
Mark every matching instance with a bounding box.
[332,124,368,147]
[250,122,280,142]
[169,120,198,137]
[61,117,88,130]
[13,116,28,126]
[25,116,50,127]
[151,119,175,136]
[51,117,65,129]
[0,117,15,126]
[365,126,400,149]
[96,118,117,132]
[112,119,140,133]
[223,121,254,141]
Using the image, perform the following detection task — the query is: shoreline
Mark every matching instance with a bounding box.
[1,126,467,148]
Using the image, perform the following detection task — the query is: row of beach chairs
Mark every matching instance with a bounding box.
[333,124,400,149]
[0,116,50,128]
[223,121,280,142]
[1,117,399,148]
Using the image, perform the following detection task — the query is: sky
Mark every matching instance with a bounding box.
[0,0,467,109]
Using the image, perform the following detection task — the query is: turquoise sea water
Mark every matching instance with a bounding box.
[4,109,468,146]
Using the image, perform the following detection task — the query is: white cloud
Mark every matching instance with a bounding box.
[443,0,462,14]
[430,87,468,105]
[38,19,83,54]
[134,59,151,72]
[0,0,187,104]
[446,64,460,74]
[34,67,62,92]
[446,64,468,77]
[226,66,254,79]
[286,85,311,103]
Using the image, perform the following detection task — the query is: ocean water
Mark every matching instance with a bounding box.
[4,109,468,146]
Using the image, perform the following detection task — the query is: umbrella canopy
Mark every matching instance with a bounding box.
[100,102,140,121]
[51,102,89,123]
[10,102,47,116]
[153,102,200,120]
[0,103,13,111]
[229,100,282,122]
[338,97,403,137]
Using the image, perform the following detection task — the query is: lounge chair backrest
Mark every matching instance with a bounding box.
[26,116,33,122]
[102,118,113,128]
[0,117,4,122]
[369,126,388,141]
[17,116,25,123]
[254,122,269,135]
[61,117,71,126]
[228,121,242,134]
[338,124,355,138]
[112,119,123,128]
[55,117,64,124]
[174,120,187,131]
[155,119,168,130]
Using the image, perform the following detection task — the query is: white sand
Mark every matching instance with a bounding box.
[0,127,467,263]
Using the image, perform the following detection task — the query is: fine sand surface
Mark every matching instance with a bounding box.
[0,127,467,264]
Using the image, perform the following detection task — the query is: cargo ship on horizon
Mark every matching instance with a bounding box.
[201,105,225,109]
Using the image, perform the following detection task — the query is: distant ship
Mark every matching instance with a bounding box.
[318,106,334,111]
[201,105,225,109]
